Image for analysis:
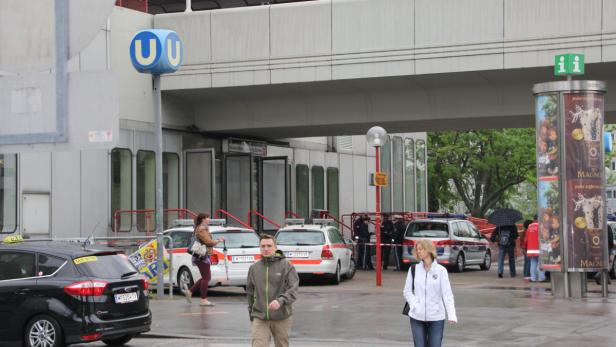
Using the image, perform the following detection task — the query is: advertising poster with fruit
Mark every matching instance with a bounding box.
[564,92,606,270]
[538,178,562,269]
[536,94,560,177]
[536,94,562,270]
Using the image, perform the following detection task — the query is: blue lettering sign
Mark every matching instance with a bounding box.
[130,29,183,75]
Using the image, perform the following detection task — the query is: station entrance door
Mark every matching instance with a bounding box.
[223,154,289,233]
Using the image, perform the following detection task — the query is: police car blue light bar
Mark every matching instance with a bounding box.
[173,219,195,226]
[208,219,226,226]
[312,218,336,226]
[285,218,305,225]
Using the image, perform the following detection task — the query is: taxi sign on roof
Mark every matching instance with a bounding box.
[2,235,24,244]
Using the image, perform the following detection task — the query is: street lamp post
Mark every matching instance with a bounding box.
[367,126,388,287]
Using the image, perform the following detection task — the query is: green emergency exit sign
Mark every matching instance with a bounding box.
[554,54,584,76]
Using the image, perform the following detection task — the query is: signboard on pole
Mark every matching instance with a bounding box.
[554,54,585,76]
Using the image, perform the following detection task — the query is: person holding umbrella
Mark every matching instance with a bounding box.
[488,209,522,278]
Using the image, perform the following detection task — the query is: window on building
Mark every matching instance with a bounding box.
[415,140,427,212]
[380,136,392,212]
[404,138,416,212]
[137,150,155,232]
[163,153,179,210]
[392,136,404,212]
[111,149,132,232]
[312,166,325,210]
[0,154,17,234]
[296,165,309,218]
[327,167,339,219]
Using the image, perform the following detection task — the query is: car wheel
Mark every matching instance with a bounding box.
[454,253,465,273]
[610,260,616,280]
[480,251,491,271]
[178,267,194,290]
[343,259,356,280]
[25,315,63,347]
[330,263,341,285]
[102,335,133,346]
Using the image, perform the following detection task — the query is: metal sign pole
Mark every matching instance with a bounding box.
[154,75,165,299]
[375,146,382,287]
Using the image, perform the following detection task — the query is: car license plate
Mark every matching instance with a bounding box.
[284,251,309,258]
[232,255,254,263]
[114,292,138,304]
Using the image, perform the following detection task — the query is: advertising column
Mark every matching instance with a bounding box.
[533,80,607,297]
[564,93,606,270]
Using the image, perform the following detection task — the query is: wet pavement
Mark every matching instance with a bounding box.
[81,262,616,347]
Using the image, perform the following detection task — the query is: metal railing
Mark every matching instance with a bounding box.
[248,210,281,230]
[215,209,254,229]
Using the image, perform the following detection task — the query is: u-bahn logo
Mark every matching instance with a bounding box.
[129,29,183,74]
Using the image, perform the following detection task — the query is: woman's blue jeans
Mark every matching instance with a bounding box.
[410,317,445,347]
[529,256,545,282]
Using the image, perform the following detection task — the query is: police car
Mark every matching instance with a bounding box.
[401,218,491,272]
[274,219,356,284]
[163,219,261,290]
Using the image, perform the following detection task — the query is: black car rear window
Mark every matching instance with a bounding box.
[405,222,449,238]
[74,254,138,279]
[211,231,259,248]
[0,251,35,280]
[276,230,325,245]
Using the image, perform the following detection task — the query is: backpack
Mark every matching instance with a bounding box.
[401,264,416,315]
[498,229,511,246]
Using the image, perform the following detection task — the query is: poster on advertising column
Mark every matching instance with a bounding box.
[538,178,562,269]
[536,93,562,270]
[564,92,606,271]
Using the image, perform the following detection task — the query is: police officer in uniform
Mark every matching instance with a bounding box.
[354,214,373,270]
[393,215,407,271]
[381,214,396,270]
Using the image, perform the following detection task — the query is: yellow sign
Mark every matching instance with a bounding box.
[374,172,389,186]
[74,256,98,265]
[2,235,24,244]
[128,240,170,283]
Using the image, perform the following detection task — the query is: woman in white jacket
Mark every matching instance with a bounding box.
[403,239,457,347]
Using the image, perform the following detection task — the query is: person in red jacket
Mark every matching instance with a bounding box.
[523,218,546,282]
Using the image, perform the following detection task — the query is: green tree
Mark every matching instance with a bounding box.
[428,129,536,217]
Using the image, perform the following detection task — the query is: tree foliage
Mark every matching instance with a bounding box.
[428,129,536,217]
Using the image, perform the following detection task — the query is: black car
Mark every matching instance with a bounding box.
[0,241,151,347]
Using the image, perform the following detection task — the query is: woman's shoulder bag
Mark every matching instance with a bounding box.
[402,264,416,315]
[188,226,208,257]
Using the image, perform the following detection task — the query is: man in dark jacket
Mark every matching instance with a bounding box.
[354,214,373,270]
[247,234,299,347]
[393,215,407,271]
[490,224,519,278]
[380,214,396,270]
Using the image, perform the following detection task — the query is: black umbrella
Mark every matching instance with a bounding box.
[487,208,523,226]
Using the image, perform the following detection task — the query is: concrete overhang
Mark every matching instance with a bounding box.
[164,63,616,138]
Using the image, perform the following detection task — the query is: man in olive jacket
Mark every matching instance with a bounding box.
[246,234,299,347]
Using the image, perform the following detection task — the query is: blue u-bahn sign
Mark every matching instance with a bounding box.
[129,29,183,74]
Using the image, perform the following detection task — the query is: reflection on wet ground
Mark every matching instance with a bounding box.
[146,265,615,346]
